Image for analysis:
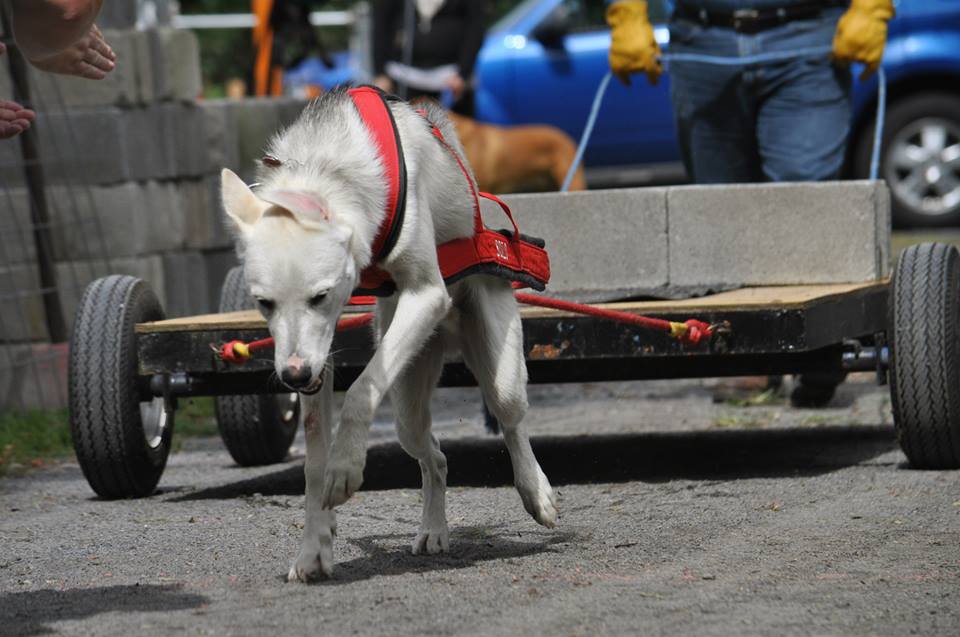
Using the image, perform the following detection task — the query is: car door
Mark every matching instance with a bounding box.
[504,0,679,169]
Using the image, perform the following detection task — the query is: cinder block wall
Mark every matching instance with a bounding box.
[0,28,308,345]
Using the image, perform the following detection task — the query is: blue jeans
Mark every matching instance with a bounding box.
[668,7,852,183]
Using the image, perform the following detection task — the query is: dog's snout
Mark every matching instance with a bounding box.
[282,364,313,388]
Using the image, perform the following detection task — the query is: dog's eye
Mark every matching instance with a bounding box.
[308,293,327,308]
[257,298,275,313]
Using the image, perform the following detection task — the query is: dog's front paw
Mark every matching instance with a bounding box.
[519,468,559,528]
[412,523,450,555]
[321,457,365,509]
[287,540,334,583]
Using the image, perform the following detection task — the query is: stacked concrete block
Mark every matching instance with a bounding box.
[504,181,890,301]
[501,189,669,301]
[667,180,891,289]
[0,263,48,342]
[0,342,70,410]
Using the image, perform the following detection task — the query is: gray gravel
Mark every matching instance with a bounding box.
[2,376,958,636]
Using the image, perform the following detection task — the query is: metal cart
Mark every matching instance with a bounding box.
[67,242,960,498]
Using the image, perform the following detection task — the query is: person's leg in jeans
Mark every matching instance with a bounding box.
[668,19,762,183]
[755,58,852,181]
[753,7,853,181]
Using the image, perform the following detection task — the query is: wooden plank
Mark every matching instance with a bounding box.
[136,281,888,334]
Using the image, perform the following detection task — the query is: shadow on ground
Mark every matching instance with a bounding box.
[169,425,897,502]
[0,584,208,635]
[304,526,578,585]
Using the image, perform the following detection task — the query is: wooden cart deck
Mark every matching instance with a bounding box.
[136,281,889,396]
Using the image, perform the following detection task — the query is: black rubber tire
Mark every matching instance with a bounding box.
[214,266,298,466]
[69,275,172,498]
[853,92,960,228]
[790,371,847,409]
[889,243,960,469]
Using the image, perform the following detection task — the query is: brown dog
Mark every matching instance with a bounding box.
[447,112,587,194]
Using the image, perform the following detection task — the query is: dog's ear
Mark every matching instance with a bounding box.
[258,189,331,228]
[221,168,267,232]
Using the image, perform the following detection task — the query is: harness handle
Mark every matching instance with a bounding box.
[479,192,521,244]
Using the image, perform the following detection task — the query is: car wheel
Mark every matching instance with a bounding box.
[854,92,960,227]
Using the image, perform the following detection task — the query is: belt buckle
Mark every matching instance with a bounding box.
[732,8,759,31]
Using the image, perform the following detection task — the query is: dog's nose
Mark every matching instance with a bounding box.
[281,364,313,388]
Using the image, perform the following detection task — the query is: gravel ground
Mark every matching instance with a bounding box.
[1,375,958,636]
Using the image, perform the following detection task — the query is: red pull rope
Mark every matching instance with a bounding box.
[217,294,714,365]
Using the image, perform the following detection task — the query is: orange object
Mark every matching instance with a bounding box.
[252,0,283,96]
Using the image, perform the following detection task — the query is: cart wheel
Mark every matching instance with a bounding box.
[790,371,847,408]
[214,266,298,466]
[69,275,172,498]
[890,243,960,469]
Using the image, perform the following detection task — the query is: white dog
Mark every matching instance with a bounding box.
[220,88,557,582]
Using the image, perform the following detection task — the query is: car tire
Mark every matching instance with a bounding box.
[854,92,960,227]
[69,275,172,498]
[214,266,299,467]
[889,243,960,469]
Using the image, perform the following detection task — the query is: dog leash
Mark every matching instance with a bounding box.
[560,48,888,191]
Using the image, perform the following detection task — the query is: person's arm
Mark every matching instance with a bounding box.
[9,0,103,61]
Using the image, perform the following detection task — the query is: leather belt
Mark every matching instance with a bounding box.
[675,2,843,33]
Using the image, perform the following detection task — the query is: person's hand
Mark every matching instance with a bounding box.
[832,0,895,80]
[445,74,466,100]
[373,74,394,94]
[28,24,116,80]
[606,0,662,86]
[0,43,36,139]
[0,99,36,139]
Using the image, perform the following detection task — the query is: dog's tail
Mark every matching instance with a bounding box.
[482,399,500,434]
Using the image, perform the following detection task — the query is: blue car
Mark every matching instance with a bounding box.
[475,0,960,227]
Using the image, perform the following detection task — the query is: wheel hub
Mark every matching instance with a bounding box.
[140,397,169,449]
[887,118,960,216]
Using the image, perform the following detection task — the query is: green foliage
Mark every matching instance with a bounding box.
[175,397,219,438]
[0,409,72,475]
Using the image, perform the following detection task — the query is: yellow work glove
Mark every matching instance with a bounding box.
[832,0,895,79]
[607,0,663,86]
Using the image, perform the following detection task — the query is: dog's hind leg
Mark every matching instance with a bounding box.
[457,279,558,528]
[288,359,337,582]
[390,332,449,554]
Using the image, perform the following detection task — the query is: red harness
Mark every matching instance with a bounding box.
[347,86,550,296]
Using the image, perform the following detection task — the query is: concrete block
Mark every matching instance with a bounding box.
[160,102,209,177]
[132,28,165,104]
[234,98,282,182]
[179,177,231,250]
[45,181,185,260]
[0,189,36,264]
[28,30,139,107]
[156,28,203,102]
[0,263,48,342]
[232,97,308,181]
[96,3,138,29]
[0,108,131,186]
[198,99,241,173]
[203,247,241,311]
[162,251,211,317]
[667,180,891,288]
[56,255,167,323]
[500,188,669,301]
[0,343,69,410]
